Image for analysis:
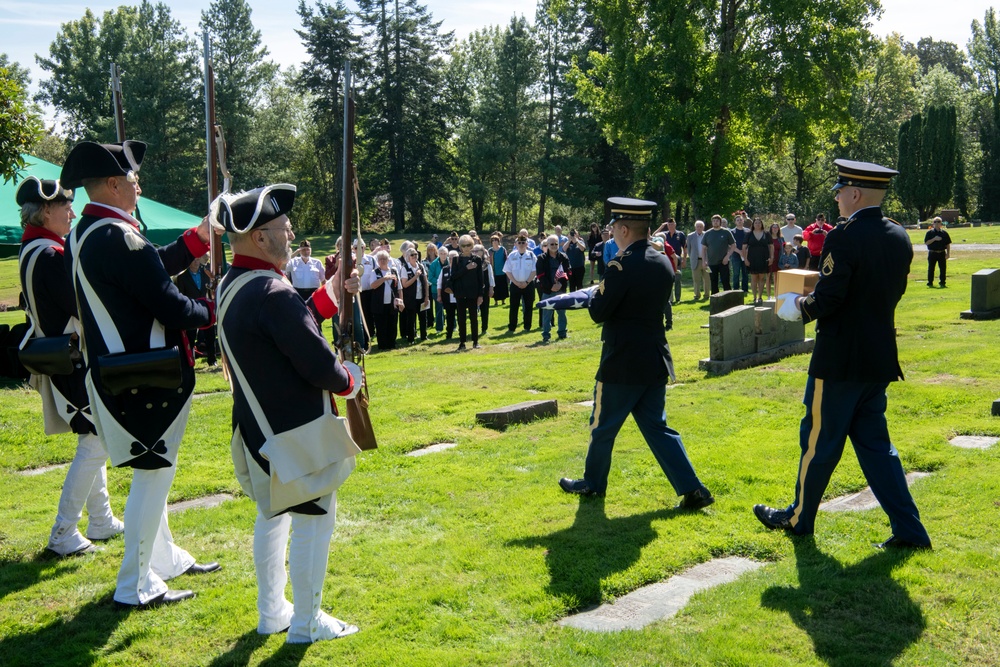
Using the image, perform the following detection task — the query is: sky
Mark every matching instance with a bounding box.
[0,0,993,123]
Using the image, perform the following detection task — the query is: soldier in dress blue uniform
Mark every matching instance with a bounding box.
[215,184,363,643]
[60,140,222,609]
[559,197,714,509]
[17,177,124,557]
[755,159,932,550]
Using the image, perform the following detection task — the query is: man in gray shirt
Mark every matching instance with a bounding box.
[701,214,736,294]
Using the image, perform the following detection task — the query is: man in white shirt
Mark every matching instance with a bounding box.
[503,234,538,333]
[781,213,803,245]
[286,239,325,300]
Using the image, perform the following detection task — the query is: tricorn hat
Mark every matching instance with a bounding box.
[832,159,898,190]
[60,140,147,190]
[606,196,657,222]
[16,176,73,206]
[211,184,296,234]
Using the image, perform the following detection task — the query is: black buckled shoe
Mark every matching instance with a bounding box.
[875,536,932,550]
[184,561,222,576]
[676,487,715,510]
[115,589,195,611]
[558,478,603,497]
[753,504,794,531]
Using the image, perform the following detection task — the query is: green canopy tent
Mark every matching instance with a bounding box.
[0,154,202,256]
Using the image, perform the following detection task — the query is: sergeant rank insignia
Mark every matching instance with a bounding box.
[821,254,835,276]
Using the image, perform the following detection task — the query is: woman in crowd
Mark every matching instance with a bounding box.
[400,247,429,343]
[767,222,783,299]
[424,243,443,333]
[473,243,495,335]
[489,234,508,307]
[586,222,602,284]
[562,229,588,292]
[362,250,402,351]
[450,235,484,350]
[743,217,771,305]
[437,249,458,339]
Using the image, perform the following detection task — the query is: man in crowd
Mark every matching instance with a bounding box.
[559,197,714,509]
[802,213,834,269]
[536,235,572,342]
[729,215,749,293]
[61,140,220,609]
[655,218,686,304]
[17,176,123,557]
[781,213,802,245]
[215,183,362,643]
[686,221,710,300]
[756,159,931,550]
[286,240,325,301]
[174,255,217,367]
[504,234,537,333]
[701,214,736,295]
[924,216,951,287]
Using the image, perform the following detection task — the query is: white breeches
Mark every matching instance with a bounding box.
[48,432,115,554]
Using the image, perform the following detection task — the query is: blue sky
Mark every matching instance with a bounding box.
[0,0,992,122]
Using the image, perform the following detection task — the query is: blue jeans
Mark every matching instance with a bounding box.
[431,292,444,331]
[583,381,702,495]
[540,308,566,340]
[730,257,749,292]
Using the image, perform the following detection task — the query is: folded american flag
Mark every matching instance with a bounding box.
[537,285,599,310]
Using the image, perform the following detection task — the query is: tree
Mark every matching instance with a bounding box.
[295,0,360,232]
[200,0,279,188]
[355,0,455,231]
[896,106,957,220]
[0,55,41,182]
[970,8,1000,220]
[36,2,204,213]
[904,37,974,86]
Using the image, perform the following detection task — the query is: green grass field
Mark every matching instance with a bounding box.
[0,249,998,666]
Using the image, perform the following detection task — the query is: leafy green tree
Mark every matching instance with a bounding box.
[896,106,957,220]
[295,0,360,232]
[36,2,204,213]
[200,0,279,188]
[904,37,974,86]
[0,55,41,182]
[970,8,1000,220]
[355,0,455,231]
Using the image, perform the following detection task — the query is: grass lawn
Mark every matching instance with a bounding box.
[0,249,998,666]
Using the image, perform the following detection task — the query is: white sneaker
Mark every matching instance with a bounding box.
[86,516,124,541]
[286,612,359,644]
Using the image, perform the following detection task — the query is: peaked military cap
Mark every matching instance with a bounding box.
[211,184,296,234]
[606,196,657,221]
[832,159,898,190]
[15,176,73,206]
[59,140,147,190]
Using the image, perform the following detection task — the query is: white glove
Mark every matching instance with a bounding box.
[776,292,802,321]
[341,361,362,400]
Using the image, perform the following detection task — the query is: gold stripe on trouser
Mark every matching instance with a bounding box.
[589,382,604,440]
[791,378,824,527]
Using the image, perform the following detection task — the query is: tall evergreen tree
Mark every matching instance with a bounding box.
[970,8,1000,220]
[896,105,957,220]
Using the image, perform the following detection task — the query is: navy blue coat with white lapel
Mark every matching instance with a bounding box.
[588,238,675,385]
[64,207,211,469]
[799,206,911,383]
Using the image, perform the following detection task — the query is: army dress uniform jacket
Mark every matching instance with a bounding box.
[19,226,93,435]
[589,239,675,385]
[800,206,910,383]
[65,203,211,470]
[218,258,355,518]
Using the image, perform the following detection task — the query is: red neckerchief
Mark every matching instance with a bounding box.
[82,202,138,228]
[21,225,66,247]
[232,253,285,277]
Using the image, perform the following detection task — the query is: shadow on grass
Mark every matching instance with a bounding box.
[761,537,924,667]
[0,592,123,667]
[508,497,675,609]
[0,552,85,602]
[204,629,310,667]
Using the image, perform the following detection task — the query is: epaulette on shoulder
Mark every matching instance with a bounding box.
[113,221,148,251]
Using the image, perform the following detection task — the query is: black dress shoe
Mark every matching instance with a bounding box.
[753,504,794,531]
[184,561,221,575]
[558,478,603,497]
[875,535,932,550]
[676,487,715,510]
[115,589,195,611]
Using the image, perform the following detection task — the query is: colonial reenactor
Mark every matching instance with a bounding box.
[60,140,221,609]
[214,184,362,643]
[758,159,932,549]
[924,216,951,287]
[559,197,714,508]
[16,176,123,557]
